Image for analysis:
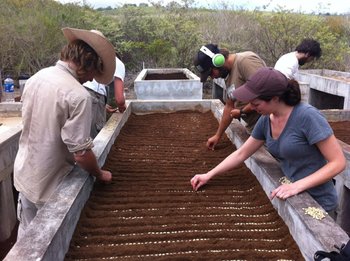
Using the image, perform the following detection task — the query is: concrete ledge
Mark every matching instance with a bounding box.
[5,167,93,261]
[0,103,22,117]
[321,109,350,122]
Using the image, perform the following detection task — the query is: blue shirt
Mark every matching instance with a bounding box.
[252,103,337,211]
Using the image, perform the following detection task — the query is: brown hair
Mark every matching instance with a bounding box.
[60,39,103,79]
[258,79,301,106]
[219,48,229,59]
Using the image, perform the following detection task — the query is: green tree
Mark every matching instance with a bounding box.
[250,8,350,70]
[0,0,96,78]
[1,1,349,81]
[113,5,201,72]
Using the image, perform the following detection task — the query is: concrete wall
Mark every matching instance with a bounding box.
[0,103,22,117]
[3,100,349,261]
[0,103,22,241]
[212,78,227,103]
[297,69,350,109]
[134,68,202,100]
[0,125,21,241]
[299,81,310,103]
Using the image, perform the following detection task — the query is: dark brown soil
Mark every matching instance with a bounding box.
[65,111,303,260]
[144,72,188,80]
[329,121,350,144]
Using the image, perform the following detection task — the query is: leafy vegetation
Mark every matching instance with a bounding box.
[0,0,349,81]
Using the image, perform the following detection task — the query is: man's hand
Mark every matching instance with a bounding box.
[229,108,241,119]
[117,103,126,113]
[105,104,118,113]
[97,169,113,184]
[206,135,220,150]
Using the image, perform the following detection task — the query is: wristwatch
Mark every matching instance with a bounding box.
[240,108,247,117]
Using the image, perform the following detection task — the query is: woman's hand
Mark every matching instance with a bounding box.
[190,173,210,191]
[270,183,301,200]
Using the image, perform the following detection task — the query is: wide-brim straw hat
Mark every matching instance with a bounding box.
[62,27,116,85]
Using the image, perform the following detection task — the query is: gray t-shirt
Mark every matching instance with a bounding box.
[252,103,337,211]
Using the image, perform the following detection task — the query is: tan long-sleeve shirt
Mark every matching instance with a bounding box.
[14,60,93,204]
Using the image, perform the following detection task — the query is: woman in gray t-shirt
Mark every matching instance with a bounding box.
[190,67,345,213]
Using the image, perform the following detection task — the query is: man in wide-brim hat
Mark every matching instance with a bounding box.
[13,27,115,240]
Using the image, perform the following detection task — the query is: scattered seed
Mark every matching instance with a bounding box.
[303,207,327,220]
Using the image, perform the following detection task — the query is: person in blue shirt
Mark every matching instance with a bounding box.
[190,67,345,217]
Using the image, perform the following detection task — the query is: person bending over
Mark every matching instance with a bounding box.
[191,67,345,217]
[14,28,115,239]
[194,43,266,150]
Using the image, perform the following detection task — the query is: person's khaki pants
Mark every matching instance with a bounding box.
[16,193,44,241]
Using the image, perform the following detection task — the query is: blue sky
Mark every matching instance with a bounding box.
[56,0,349,14]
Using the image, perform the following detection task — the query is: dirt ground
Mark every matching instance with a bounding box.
[328,121,350,144]
[144,72,188,80]
[65,111,303,260]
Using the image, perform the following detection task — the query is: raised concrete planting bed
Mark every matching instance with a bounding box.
[134,68,202,100]
[65,110,303,260]
[4,100,349,261]
[297,69,350,109]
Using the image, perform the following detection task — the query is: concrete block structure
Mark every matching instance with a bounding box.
[3,100,349,261]
[297,69,350,109]
[134,68,202,100]
[212,78,227,103]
